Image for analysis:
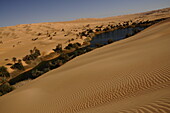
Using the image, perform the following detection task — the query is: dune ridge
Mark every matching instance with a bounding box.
[0,18,170,112]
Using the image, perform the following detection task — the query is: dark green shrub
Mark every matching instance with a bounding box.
[23,47,41,63]
[34,48,41,57]
[10,63,24,71]
[53,44,62,52]
[37,33,41,36]
[95,43,104,48]
[125,33,131,38]
[59,53,70,63]
[10,59,24,70]
[55,60,63,66]
[83,41,89,45]
[65,43,81,50]
[43,68,51,73]
[85,47,93,52]
[0,83,14,95]
[95,28,101,32]
[70,49,84,57]
[107,39,114,44]
[75,42,81,46]
[65,43,73,50]
[0,66,10,77]
[32,37,38,41]
[72,43,81,49]
[48,59,63,68]
[12,57,17,63]
[31,69,43,77]
[87,29,93,34]
[132,28,141,34]
[79,31,87,37]
[0,78,14,95]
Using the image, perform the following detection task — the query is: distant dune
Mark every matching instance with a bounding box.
[0,15,170,113]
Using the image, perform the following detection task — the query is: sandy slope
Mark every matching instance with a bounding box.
[0,18,170,112]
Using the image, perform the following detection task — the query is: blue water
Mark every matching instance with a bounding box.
[90,27,146,47]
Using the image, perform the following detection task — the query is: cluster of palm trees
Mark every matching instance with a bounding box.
[52,44,62,52]
[0,74,14,96]
[0,66,14,96]
[0,58,25,78]
[10,57,24,71]
[64,43,81,50]
[23,47,41,64]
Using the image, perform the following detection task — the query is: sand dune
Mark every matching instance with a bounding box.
[0,18,170,112]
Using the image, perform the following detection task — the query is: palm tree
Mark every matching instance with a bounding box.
[18,59,22,64]
[0,66,10,77]
[33,47,37,52]
[18,59,24,70]
[30,50,33,55]
[12,57,17,64]
[0,77,7,84]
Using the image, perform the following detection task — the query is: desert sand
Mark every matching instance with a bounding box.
[0,14,170,113]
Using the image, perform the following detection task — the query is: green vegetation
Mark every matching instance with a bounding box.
[10,59,24,71]
[32,69,44,77]
[0,77,14,96]
[107,39,114,44]
[12,57,17,63]
[132,28,141,34]
[53,44,62,53]
[0,66,14,96]
[59,53,70,62]
[8,45,93,85]
[37,33,42,36]
[125,33,132,38]
[65,43,81,50]
[32,37,38,41]
[0,66,10,77]
[95,43,104,48]
[23,47,41,64]
[65,43,75,49]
